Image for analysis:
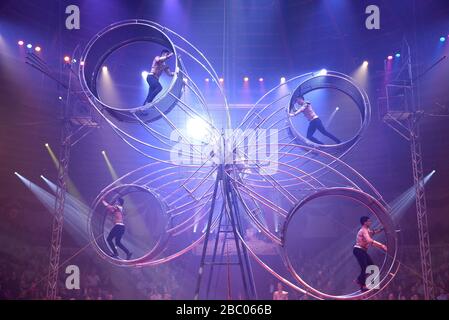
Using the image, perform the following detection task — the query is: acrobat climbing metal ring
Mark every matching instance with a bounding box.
[79,19,184,123]
[88,183,170,266]
[288,71,371,152]
[281,187,399,300]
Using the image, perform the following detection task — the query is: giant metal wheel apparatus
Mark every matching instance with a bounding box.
[77,20,399,299]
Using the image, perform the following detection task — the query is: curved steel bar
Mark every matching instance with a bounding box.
[237,73,314,131]
[230,180,283,245]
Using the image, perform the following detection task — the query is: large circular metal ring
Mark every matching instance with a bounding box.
[88,184,170,267]
[288,72,371,151]
[79,19,184,123]
[281,187,399,300]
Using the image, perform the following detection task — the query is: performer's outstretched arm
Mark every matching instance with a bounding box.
[371,227,384,235]
[363,229,387,251]
[289,105,306,116]
[164,66,175,77]
[156,52,173,62]
[101,198,111,208]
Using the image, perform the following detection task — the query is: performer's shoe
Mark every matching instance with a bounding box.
[126,252,133,260]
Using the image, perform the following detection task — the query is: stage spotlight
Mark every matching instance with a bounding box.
[205,78,210,82]
[244,77,249,82]
[101,150,119,180]
[258,77,264,82]
[26,43,32,49]
[440,37,446,43]
[58,96,63,100]
[71,58,77,63]
[387,55,393,60]
[318,69,327,75]
[336,107,340,111]
[14,171,19,176]
[34,46,41,52]
[102,65,108,72]
[64,56,70,63]
[186,117,211,142]
[219,77,224,83]
[80,61,85,66]
[431,169,436,174]
[362,61,369,67]
[18,40,24,46]
[45,143,49,147]
[280,77,286,84]
[141,71,149,79]
[395,53,401,58]
[40,175,44,179]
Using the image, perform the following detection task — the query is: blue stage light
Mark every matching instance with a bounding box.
[318,69,327,75]
[440,37,446,43]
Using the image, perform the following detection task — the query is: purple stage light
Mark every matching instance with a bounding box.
[34,46,41,52]
[387,55,393,60]
[18,40,24,46]
[243,76,249,82]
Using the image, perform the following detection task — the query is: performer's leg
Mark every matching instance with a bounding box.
[144,76,163,104]
[315,119,341,144]
[364,253,377,288]
[366,253,374,267]
[152,81,163,99]
[107,226,119,257]
[353,248,368,288]
[143,76,155,104]
[114,225,132,259]
[307,119,323,144]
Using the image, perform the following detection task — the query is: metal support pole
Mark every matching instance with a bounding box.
[46,87,72,300]
[409,117,435,300]
[381,38,435,300]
